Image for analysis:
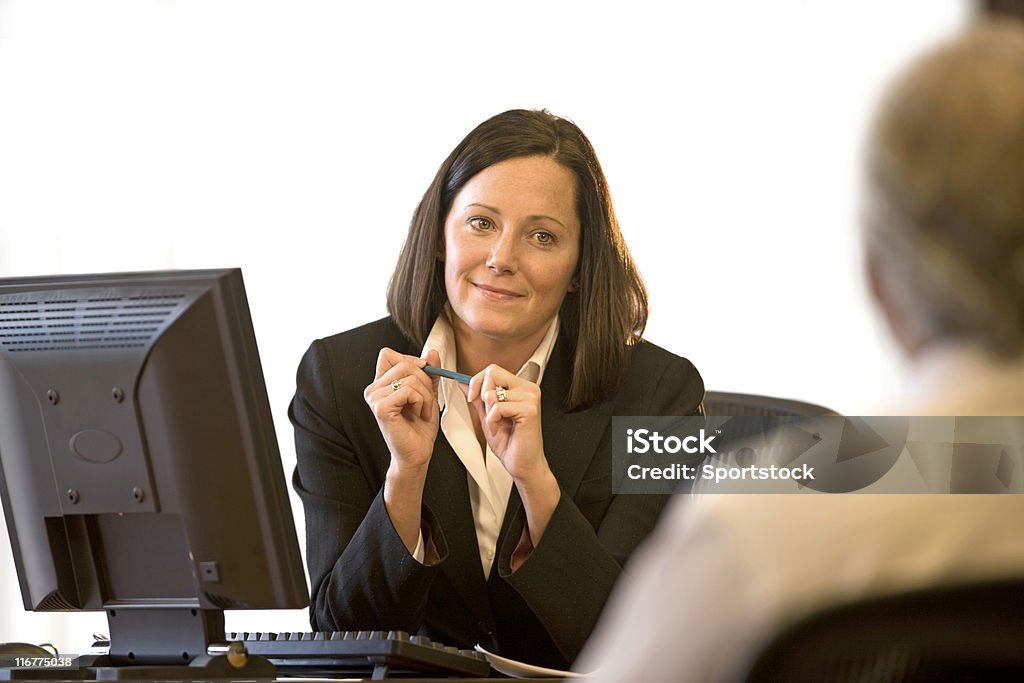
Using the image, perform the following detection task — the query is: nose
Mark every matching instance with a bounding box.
[486,230,518,274]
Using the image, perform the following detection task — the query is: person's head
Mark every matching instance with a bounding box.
[388,109,648,408]
[864,19,1024,360]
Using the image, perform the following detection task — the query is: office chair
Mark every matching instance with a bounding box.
[743,578,1024,682]
[700,391,839,464]
[703,391,839,417]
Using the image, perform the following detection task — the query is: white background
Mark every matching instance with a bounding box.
[0,0,965,653]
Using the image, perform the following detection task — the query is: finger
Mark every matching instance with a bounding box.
[375,347,426,381]
[378,362,435,421]
[413,356,440,420]
[481,364,518,393]
[459,374,487,419]
[400,372,436,420]
[422,349,442,419]
[375,359,432,392]
[423,348,442,380]
[374,347,401,380]
[467,370,486,403]
[478,373,498,405]
[366,377,411,413]
[367,374,432,418]
[483,387,513,407]
[402,385,424,414]
[407,374,435,419]
[485,398,539,427]
[490,375,541,410]
[482,364,525,406]
[485,401,517,431]
[469,388,486,421]
[365,362,422,403]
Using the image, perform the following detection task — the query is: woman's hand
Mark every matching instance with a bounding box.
[464,365,561,548]
[464,364,547,481]
[365,347,441,556]
[364,347,441,472]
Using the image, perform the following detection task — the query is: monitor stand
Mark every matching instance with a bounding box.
[0,609,274,681]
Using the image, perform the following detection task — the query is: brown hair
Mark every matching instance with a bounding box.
[387,109,648,409]
[864,19,1024,357]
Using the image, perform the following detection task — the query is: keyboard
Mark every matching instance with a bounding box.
[224,630,491,679]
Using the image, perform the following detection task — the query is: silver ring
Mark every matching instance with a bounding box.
[391,379,402,392]
[495,386,508,402]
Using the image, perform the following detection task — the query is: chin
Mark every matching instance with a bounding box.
[452,301,548,344]
[465,318,522,342]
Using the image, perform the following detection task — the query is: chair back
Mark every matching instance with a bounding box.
[743,578,1024,682]
[703,391,838,417]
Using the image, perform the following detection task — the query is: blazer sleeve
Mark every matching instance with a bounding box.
[495,353,704,663]
[289,338,449,632]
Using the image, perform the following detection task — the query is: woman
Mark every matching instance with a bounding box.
[290,109,704,669]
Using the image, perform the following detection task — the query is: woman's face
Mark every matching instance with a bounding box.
[443,155,581,349]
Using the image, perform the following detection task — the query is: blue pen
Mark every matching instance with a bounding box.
[423,364,472,384]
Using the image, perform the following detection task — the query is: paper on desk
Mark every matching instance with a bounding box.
[473,644,587,678]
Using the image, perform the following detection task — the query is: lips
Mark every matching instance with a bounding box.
[472,282,524,300]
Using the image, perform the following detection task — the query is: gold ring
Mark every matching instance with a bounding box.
[495,386,508,402]
[391,379,402,392]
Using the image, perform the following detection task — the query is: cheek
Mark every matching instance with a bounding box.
[444,232,489,275]
[442,233,478,296]
[442,252,463,297]
[533,255,578,298]
[441,229,460,275]
[554,250,580,293]
[442,239,465,280]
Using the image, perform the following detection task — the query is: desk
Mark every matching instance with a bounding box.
[4,678,561,683]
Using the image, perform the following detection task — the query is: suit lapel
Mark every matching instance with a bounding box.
[497,337,615,543]
[419,332,612,618]
[389,331,495,626]
[423,430,494,626]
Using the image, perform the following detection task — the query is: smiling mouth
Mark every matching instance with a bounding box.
[473,283,523,300]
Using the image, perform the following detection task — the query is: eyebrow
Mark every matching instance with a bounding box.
[465,203,569,230]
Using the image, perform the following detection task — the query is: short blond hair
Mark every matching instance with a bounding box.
[864,19,1024,357]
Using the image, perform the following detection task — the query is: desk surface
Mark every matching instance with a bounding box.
[3,678,562,683]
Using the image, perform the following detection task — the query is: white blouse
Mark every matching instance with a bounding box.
[412,309,560,577]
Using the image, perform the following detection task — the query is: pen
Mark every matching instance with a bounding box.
[423,365,472,384]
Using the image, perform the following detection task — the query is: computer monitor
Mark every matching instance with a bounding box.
[0,268,308,679]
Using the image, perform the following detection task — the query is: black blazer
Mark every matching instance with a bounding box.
[289,317,704,669]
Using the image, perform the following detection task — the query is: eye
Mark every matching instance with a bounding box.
[532,231,556,246]
[468,216,494,231]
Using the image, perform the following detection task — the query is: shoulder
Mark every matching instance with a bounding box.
[617,339,705,414]
[296,317,417,393]
[627,339,699,375]
[317,317,414,356]
[626,339,703,391]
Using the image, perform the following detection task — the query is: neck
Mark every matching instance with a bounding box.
[900,342,1024,416]
[452,324,550,377]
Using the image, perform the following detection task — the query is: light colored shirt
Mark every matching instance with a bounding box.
[576,345,1024,682]
[415,309,560,577]
[578,494,1024,683]
[885,341,1024,416]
